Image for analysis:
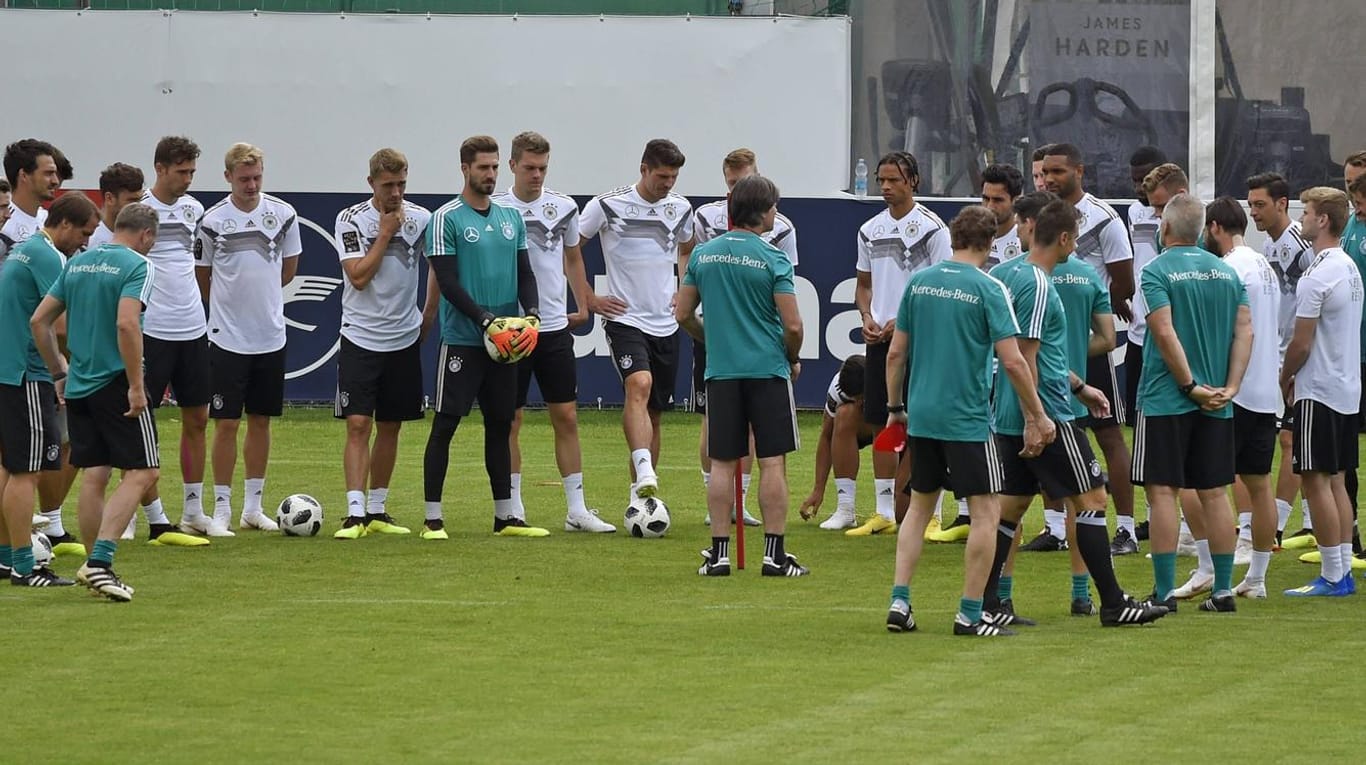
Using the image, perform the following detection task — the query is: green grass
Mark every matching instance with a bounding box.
[8,407,1364,763]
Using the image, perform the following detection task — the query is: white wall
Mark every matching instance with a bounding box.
[1,10,851,197]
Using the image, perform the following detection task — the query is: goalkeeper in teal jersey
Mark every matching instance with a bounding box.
[421,135,544,540]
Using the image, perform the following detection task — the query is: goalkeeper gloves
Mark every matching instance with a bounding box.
[483,316,520,360]
[513,313,540,356]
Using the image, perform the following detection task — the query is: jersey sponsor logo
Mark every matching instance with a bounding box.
[342,231,361,253]
[222,220,237,233]
[626,205,640,217]
[464,226,481,242]
[501,221,514,240]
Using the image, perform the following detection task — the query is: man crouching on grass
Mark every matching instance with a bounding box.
[676,175,807,577]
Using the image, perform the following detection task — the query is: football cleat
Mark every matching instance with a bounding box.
[565,509,616,533]
[365,514,411,535]
[148,525,210,547]
[953,615,1014,637]
[698,549,731,577]
[1234,537,1254,566]
[1197,593,1237,612]
[1171,569,1214,599]
[10,566,75,587]
[1233,578,1267,599]
[1284,576,1339,597]
[1020,530,1067,552]
[1135,519,1150,541]
[1071,597,1098,616]
[47,533,86,557]
[76,564,133,602]
[1110,527,1139,556]
[845,514,896,537]
[922,515,942,540]
[818,508,857,530]
[420,521,449,541]
[886,600,915,632]
[927,517,971,543]
[1100,597,1169,626]
[761,553,810,577]
[239,513,279,532]
[334,517,368,540]
[1281,529,1317,550]
[493,517,550,537]
[983,609,1036,628]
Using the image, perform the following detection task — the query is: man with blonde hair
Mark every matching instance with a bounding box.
[195,143,302,534]
[332,148,433,538]
[1281,187,1363,596]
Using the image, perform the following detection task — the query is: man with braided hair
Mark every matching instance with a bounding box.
[847,152,952,538]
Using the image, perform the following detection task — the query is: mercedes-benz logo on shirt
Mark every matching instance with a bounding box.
[464,226,480,242]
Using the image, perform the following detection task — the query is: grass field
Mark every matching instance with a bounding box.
[7,407,1365,763]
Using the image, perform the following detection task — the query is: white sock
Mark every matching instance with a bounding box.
[834,478,856,512]
[1237,511,1252,542]
[563,472,587,515]
[367,487,388,516]
[956,498,969,519]
[1276,498,1292,532]
[183,482,205,519]
[214,485,232,519]
[346,490,366,518]
[424,501,443,522]
[701,470,710,489]
[1301,498,1314,530]
[41,509,66,538]
[631,448,655,480]
[740,473,752,514]
[1320,544,1343,582]
[874,478,895,521]
[1248,550,1271,583]
[494,497,517,520]
[1340,542,1354,572]
[1179,518,1191,537]
[244,478,265,514]
[1195,539,1213,576]
[1117,514,1136,537]
[510,472,523,513]
[142,498,169,526]
[1043,508,1067,538]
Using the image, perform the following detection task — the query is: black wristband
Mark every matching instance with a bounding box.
[886,403,906,414]
[52,370,67,382]
[1071,380,1085,394]
[479,312,496,330]
[1179,380,1198,397]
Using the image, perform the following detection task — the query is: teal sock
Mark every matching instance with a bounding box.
[1212,552,1234,594]
[959,597,983,624]
[891,584,910,606]
[89,539,118,566]
[12,546,35,576]
[997,575,1014,601]
[0,545,11,568]
[1152,552,1177,600]
[1071,573,1091,600]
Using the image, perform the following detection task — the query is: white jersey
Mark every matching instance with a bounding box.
[987,225,1021,270]
[87,221,114,250]
[334,198,432,351]
[491,188,580,333]
[0,203,48,271]
[1262,221,1315,356]
[579,185,694,337]
[141,191,207,341]
[1293,247,1363,415]
[692,200,799,266]
[195,194,302,354]
[1072,193,1133,288]
[1126,202,1161,344]
[1223,245,1282,414]
[823,370,856,417]
[855,204,952,326]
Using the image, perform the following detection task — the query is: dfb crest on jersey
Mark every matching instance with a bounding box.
[543,203,558,220]
[212,394,224,410]
[905,222,919,239]
[464,226,480,242]
[663,204,676,220]
[339,391,350,408]
[262,212,279,231]
[448,355,462,373]
[619,355,633,370]
[403,218,419,237]
[501,221,514,240]
[1004,243,1021,259]
[46,443,60,463]
[182,204,197,221]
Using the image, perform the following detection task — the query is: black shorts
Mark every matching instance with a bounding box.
[0,380,61,473]
[66,374,159,470]
[690,340,707,414]
[335,337,424,422]
[863,340,909,426]
[705,377,799,460]
[1291,399,1359,475]
[1123,341,1143,425]
[1131,410,1234,489]
[144,334,211,409]
[996,421,1105,498]
[604,321,678,412]
[517,328,578,407]
[1082,353,1124,428]
[906,436,1002,499]
[1233,404,1277,476]
[209,344,285,419]
[435,344,517,420]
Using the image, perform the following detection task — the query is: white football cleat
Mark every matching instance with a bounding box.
[1177,528,1199,557]
[819,508,857,530]
[1233,537,1254,567]
[240,512,279,532]
[1171,569,1214,599]
[120,516,137,541]
[565,509,616,533]
[1234,578,1267,599]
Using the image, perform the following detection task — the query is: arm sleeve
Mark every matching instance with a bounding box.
[562,207,581,248]
[1295,272,1328,319]
[122,259,153,306]
[428,254,493,327]
[855,229,871,272]
[194,223,213,266]
[578,197,605,241]
[517,246,539,316]
[1013,271,1045,340]
[678,202,695,244]
[772,255,796,296]
[281,213,303,259]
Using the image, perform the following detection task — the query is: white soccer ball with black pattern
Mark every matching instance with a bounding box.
[276,494,324,537]
[624,495,671,538]
[31,532,53,567]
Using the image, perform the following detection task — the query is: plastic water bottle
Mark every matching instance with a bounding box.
[853,158,868,197]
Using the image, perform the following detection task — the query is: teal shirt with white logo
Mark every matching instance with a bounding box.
[897,260,1020,441]
[1052,256,1111,418]
[682,230,795,381]
[1137,245,1248,418]
[427,196,527,347]
[48,243,154,399]
[1342,215,1366,353]
[990,258,1073,435]
[0,234,65,385]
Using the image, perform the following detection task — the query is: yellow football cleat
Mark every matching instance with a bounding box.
[149,531,210,547]
[494,518,550,537]
[334,520,368,540]
[420,525,449,541]
[923,515,942,540]
[49,535,88,557]
[1281,531,1317,550]
[845,514,897,536]
[928,521,971,543]
[364,514,411,535]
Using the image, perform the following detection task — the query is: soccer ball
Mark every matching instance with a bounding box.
[31,532,53,567]
[276,494,324,537]
[624,495,671,538]
[483,316,530,364]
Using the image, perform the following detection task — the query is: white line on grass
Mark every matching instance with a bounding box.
[289,598,511,607]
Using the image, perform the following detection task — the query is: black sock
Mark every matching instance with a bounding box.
[423,413,461,502]
[982,520,1017,611]
[483,414,513,500]
[1075,511,1125,608]
[711,536,730,562]
[764,533,785,563]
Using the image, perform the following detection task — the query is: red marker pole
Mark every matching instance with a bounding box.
[726,193,746,570]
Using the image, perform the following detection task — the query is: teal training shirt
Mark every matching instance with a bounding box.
[683,230,795,381]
